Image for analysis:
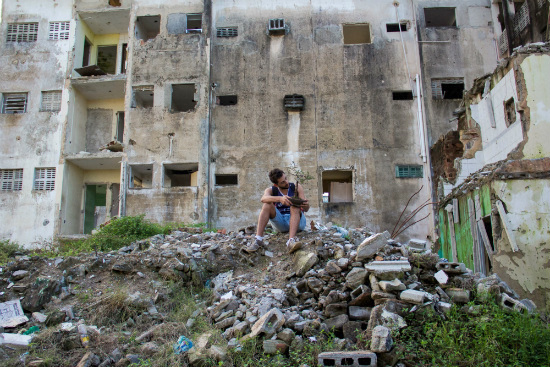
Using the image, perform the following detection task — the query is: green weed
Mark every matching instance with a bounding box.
[0,239,23,265]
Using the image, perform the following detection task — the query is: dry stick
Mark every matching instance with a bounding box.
[394,213,431,238]
[391,185,424,236]
[391,198,431,238]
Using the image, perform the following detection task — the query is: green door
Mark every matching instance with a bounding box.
[84,184,107,234]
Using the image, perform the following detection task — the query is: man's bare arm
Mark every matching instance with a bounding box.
[261,187,292,206]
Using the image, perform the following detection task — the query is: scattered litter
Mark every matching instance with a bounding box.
[173,335,193,354]
[22,326,39,335]
[0,300,29,328]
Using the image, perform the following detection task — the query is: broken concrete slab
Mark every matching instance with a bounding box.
[345,267,368,290]
[293,251,319,277]
[356,231,391,262]
[399,290,428,304]
[445,288,471,303]
[434,270,449,285]
[248,308,285,338]
[408,239,428,252]
[364,260,411,280]
[0,333,33,348]
[379,279,406,292]
[0,299,29,328]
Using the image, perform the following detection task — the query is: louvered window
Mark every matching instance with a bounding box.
[217,27,238,37]
[40,91,62,112]
[1,169,23,191]
[34,168,56,191]
[49,21,70,40]
[1,93,28,114]
[396,165,423,178]
[7,23,38,42]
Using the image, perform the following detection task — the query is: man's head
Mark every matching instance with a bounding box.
[269,168,289,189]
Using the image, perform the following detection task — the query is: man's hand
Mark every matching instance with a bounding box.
[280,195,292,206]
[300,199,310,211]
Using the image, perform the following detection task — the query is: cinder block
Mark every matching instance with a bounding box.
[408,239,428,251]
[318,351,377,367]
[399,289,427,304]
[436,262,467,274]
[501,293,528,313]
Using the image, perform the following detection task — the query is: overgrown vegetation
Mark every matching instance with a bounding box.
[0,239,23,265]
[395,295,550,367]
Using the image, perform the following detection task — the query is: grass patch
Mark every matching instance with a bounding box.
[0,239,23,265]
[395,297,550,367]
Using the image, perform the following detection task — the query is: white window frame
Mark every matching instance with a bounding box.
[1,93,28,114]
[7,23,39,42]
[34,168,56,191]
[40,90,62,112]
[48,21,70,40]
[1,169,23,191]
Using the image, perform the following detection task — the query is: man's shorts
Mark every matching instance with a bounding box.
[270,209,306,233]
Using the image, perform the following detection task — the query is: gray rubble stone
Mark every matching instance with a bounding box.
[399,289,427,304]
[371,325,393,353]
[249,308,285,338]
[345,267,368,290]
[294,251,319,277]
[445,288,470,304]
[356,231,391,261]
[379,279,406,292]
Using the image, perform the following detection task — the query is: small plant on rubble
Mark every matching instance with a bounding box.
[286,161,314,206]
[0,239,23,265]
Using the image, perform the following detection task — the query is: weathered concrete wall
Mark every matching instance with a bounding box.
[0,0,73,246]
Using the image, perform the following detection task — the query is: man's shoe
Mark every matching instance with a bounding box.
[243,239,264,253]
[286,237,302,254]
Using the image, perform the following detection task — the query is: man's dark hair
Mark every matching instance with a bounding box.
[269,168,284,184]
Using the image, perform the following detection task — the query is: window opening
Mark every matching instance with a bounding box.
[116,111,125,142]
[1,169,23,191]
[504,98,516,127]
[386,23,408,32]
[7,23,38,42]
[108,0,122,6]
[171,84,197,112]
[1,93,28,114]
[217,95,238,106]
[424,7,457,27]
[392,91,414,100]
[34,168,56,191]
[343,23,372,44]
[217,27,238,37]
[49,22,70,40]
[268,18,286,35]
[395,165,423,178]
[129,164,153,189]
[135,15,161,41]
[186,14,202,33]
[215,174,238,186]
[431,78,464,100]
[322,170,353,203]
[132,86,154,108]
[120,43,128,74]
[40,91,62,112]
[163,163,198,187]
[97,45,117,74]
[482,215,495,252]
[83,38,92,67]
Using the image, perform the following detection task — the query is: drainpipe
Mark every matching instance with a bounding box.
[206,0,214,227]
[415,75,426,163]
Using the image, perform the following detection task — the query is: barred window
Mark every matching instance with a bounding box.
[1,169,23,191]
[7,23,39,42]
[396,165,423,178]
[217,27,238,37]
[1,93,28,114]
[34,168,56,191]
[49,21,70,40]
[40,91,62,112]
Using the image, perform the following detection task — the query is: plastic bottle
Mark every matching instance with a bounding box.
[78,324,89,348]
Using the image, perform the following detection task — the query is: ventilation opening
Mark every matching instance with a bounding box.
[135,15,161,41]
[268,18,286,35]
[186,14,202,33]
[432,79,464,100]
[321,359,336,366]
[218,95,238,106]
[358,358,372,365]
[132,86,154,108]
[215,174,238,186]
[392,91,414,100]
[343,23,372,44]
[284,94,305,111]
[504,98,516,127]
[386,23,407,32]
[1,93,28,114]
[217,27,238,37]
[34,168,56,191]
[424,7,457,27]
[97,45,117,74]
[396,165,423,178]
[171,84,197,112]
[322,170,353,203]
[129,164,153,189]
[164,163,198,187]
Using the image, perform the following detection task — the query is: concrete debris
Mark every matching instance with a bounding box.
[0,300,29,328]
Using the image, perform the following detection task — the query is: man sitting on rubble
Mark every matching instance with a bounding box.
[244,168,310,254]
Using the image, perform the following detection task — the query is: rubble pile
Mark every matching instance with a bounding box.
[0,225,539,366]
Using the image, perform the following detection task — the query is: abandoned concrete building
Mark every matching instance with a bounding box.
[1,1,549,306]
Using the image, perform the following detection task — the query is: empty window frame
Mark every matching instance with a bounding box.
[1,169,23,191]
[115,112,125,142]
[132,86,154,108]
[424,8,457,27]
[120,43,128,74]
[322,170,353,203]
[392,91,414,100]
[171,84,197,112]
[129,164,153,189]
[40,90,62,112]
[386,23,408,32]
[215,174,238,186]
[96,45,117,74]
[1,93,28,114]
[431,78,464,100]
[163,163,198,187]
[34,168,56,191]
[268,18,286,35]
[7,23,38,42]
[395,165,423,178]
[135,15,161,41]
[343,23,372,44]
[504,98,516,127]
[49,21,70,40]
[83,38,92,67]
[217,27,238,37]
[186,14,202,33]
[217,95,238,106]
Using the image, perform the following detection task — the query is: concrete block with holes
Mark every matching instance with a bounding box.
[318,351,377,367]
[501,293,528,312]
[435,262,467,274]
